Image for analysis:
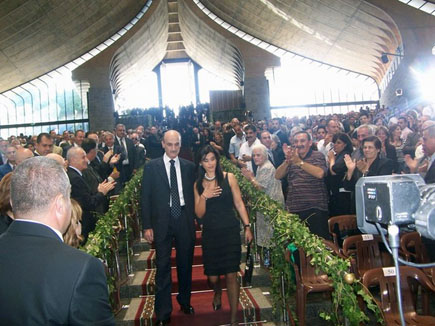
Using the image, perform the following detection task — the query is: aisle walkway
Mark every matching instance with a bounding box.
[116,227,275,326]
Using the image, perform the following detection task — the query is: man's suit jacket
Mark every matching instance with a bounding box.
[0,221,114,325]
[114,137,136,169]
[425,161,435,184]
[141,157,196,242]
[67,167,106,237]
[144,134,164,159]
[0,163,12,181]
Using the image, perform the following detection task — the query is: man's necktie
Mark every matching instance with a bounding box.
[170,159,181,218]
[268,150,275,165]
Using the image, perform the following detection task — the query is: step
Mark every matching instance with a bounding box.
[121,263,271,299]
[133,245,247,271]
[116,287,274,326]
[132,231,203,254]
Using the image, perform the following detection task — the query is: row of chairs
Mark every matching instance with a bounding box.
[290,214,435,326]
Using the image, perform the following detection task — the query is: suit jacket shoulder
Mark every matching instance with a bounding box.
[425,162,435,184]
[0,221,114,325]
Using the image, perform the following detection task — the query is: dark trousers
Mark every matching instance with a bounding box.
[295,208,330,240]
[154,210,195,320]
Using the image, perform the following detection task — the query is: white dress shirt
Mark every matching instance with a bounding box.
[15,219,64,242]
[163,153,185,206]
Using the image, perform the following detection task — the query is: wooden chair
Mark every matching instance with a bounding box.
[400,231,432,314]
[362,266,435,326]
[290,240,344,326]
[342,234,392,279]
[400,231,430,264]
[327,215,358,248]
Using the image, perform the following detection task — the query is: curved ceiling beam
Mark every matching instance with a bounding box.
[0,0,147,93]
[199,0,402,83]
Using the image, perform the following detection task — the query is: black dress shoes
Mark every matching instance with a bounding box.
[155,318,170,326]
[179,304,195,314]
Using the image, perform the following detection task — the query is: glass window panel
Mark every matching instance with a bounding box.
[33,126,42,135]
[58,124,67,133]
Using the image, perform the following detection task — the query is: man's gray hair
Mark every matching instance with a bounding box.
[11,156,70,216]
[356,124,374,136]
[104,132,114,140]
[66,146,83,162]
[425,124,435,138]
[252,143,268,160]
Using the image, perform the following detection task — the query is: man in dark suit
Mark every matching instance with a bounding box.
[131,132,146,169]
[0,156,114,325]
[423,125,435,184]
[272,118,289,146]
[145,126,164,159]
[34,132,54,156]
[0,144,16,181]
[0,139,8,165]
[114,124,136,186]
[67,147,115,240]
[141,130,196,326]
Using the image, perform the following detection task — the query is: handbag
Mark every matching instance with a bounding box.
[242,242,254,286]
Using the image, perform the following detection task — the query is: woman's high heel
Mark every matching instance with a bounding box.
[212,291,222,311]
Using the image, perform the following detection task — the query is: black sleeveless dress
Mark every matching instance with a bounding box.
[201,174,241,276]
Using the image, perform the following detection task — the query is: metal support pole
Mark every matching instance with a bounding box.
[124,214,132,274]
[281,272,289,324]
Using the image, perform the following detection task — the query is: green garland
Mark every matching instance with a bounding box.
[221,158,382,326]
[82,168,143,300]
[81,158,381,325]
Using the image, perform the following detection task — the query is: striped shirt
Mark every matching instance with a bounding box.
[285,149,328,212]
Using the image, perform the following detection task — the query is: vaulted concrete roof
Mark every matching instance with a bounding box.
[0,0,418,96]
[0,0,147,93]
[200,0,402,83]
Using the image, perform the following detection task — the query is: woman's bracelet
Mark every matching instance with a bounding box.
[201,194,208,201]
[243,223,251,229]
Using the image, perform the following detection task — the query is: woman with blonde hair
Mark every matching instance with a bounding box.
[0,172,14,235]
[63,199,84,248]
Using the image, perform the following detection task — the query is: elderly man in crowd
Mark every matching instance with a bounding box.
[228,124,246,167]
[351,124,373,161]
[317,119,340,157]
[0,157,114,325]
[238,124,261,172]
[275,131,329,239]
[15,147,34,165]
[67,147,115,240]
[0,145,16,181]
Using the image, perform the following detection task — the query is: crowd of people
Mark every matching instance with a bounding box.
[0,103,435,325]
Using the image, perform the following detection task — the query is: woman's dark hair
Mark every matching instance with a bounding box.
[332,132,353,154]
[195,145,224,194]
[362,135,382,150]
[317,126,326,134]
[388,124,401,142]
[375,126,390,145]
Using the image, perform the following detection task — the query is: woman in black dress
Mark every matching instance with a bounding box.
[326,133,353,216]
[194,145,253,326]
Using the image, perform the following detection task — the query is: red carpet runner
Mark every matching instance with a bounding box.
[134,229,264,326]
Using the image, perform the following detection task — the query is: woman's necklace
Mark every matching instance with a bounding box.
[204,173,216,181]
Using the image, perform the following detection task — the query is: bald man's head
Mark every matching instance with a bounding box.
[162,130,181,159]
[46,153,67,170]
[15,148,34,165]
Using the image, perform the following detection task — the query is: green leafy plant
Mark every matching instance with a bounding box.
[220,157,382,325]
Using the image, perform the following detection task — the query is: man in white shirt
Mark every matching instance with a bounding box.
[228,124,245,166]
[317,119,339,157]
[238,124,261,172]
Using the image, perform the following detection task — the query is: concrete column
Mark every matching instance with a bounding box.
[87,86,115,131]
[244,76,270,120]
[72,62,115,131]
